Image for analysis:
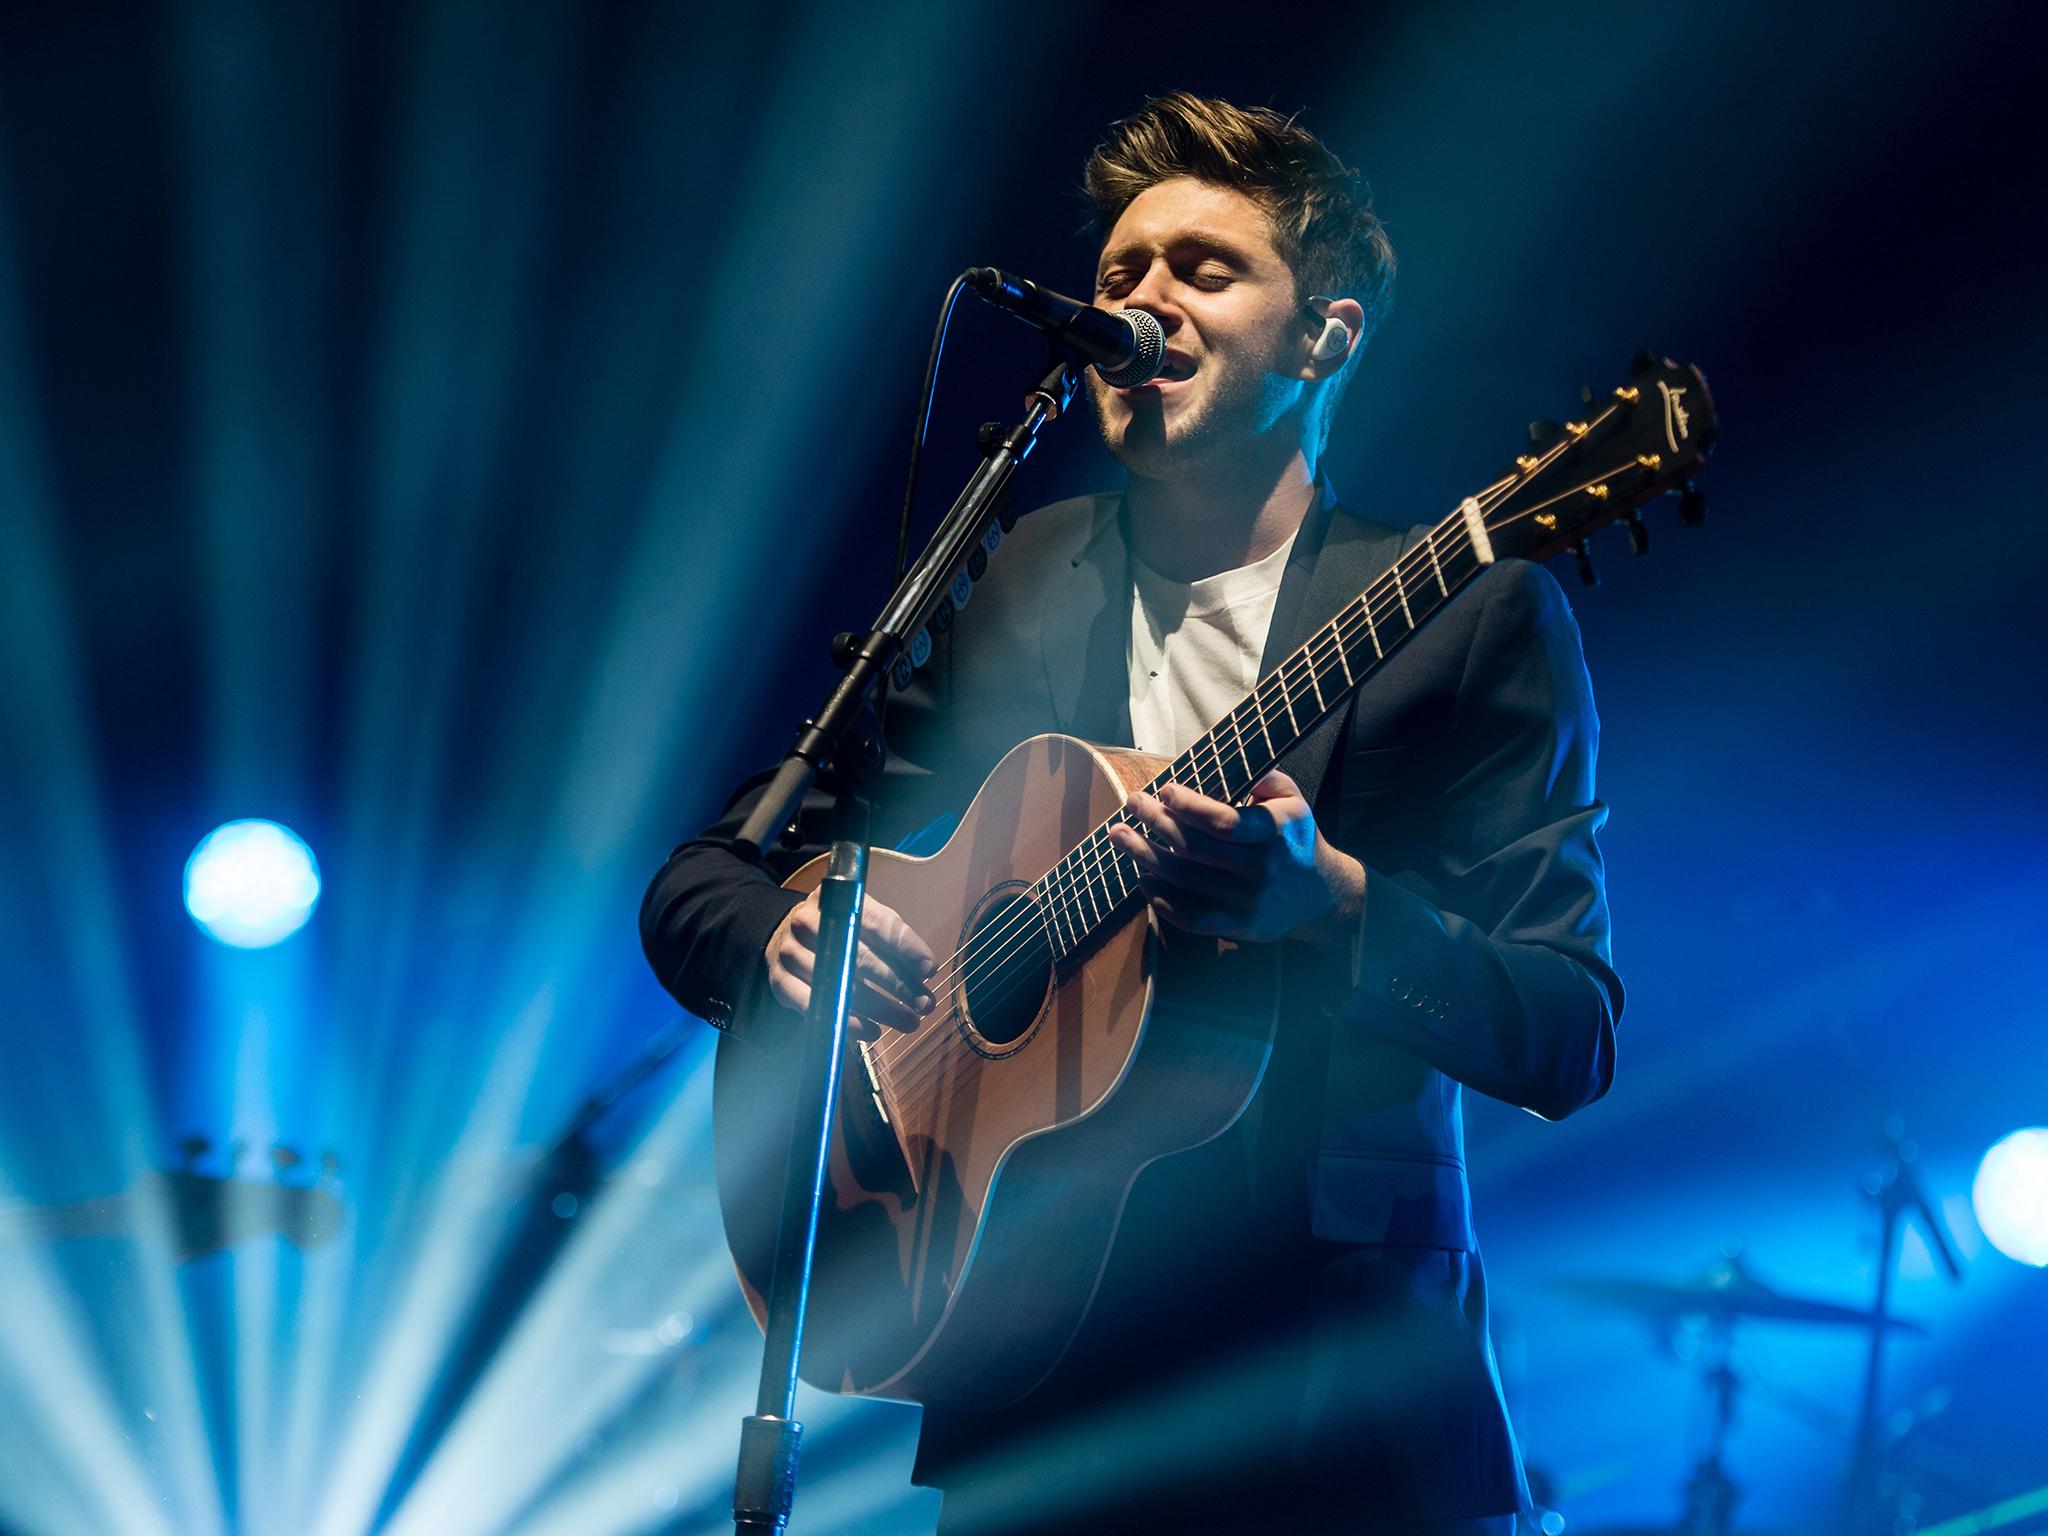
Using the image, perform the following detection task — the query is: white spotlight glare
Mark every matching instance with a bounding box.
[183,819,321,948]
[1971,1128,2048,1268]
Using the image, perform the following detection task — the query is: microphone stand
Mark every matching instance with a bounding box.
[728,352,1077,1535]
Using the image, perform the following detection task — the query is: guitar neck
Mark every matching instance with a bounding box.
[1032,497,1499,963]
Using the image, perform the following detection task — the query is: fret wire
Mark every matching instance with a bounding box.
[1047,882,1075,959]
[1244,692,1276,763]
[1053,872,1082,957]
[937,514,1491,1009]
[933,495,1526,1011]
[1250,677,1283,756]
[1108,841,1132,900]
[1303,648,1327,715]
[1203,734,1231,797]
[1034,897,1059,964]
[1223,710,1255,785]
[1426,530,1448,597]
[1274,674,1300,739]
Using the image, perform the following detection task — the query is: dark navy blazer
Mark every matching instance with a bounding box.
[641,488,1622,1518]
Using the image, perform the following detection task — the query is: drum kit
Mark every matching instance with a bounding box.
[1541,1124,1965,1536]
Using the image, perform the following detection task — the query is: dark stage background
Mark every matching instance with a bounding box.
[1,2,2043,1533]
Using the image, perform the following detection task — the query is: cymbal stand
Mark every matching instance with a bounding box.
[1840,1122,1961,1536]
[1678,1314,1743,1536]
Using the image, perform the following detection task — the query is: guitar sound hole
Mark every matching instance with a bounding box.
[959,889,1053,1051]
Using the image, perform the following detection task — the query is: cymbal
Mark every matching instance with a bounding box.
[1550,1256,1928,1335]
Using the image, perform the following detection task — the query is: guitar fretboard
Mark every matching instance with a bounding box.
[1029,498,1498,963]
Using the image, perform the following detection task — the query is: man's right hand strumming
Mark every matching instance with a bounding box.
[764,889,938,1038]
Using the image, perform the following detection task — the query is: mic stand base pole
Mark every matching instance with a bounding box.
[732,842,866,1535]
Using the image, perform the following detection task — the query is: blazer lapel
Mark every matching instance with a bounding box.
[1038,495,1133,744]
[1266,499,1409,807]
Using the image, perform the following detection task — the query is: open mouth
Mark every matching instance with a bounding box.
[1122,353,1196,391]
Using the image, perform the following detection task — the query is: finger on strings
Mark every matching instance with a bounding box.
[864,899,939,982]
[1125,789,1245,864]
[855,975,923,1033]
[1247,769,1304,804]
[1155,782,1247,840]
[857,939,936,1017]
[788,945,919,1031]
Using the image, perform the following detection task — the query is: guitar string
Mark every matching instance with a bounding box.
[865,431,1634,1104]
[869,433,1636,1093]
[952,416,1656,1006]
[868,546,1432,1086]
[870,458,1540,1056]
[873,492,1499,1050]
[872,476,1624,1123]
[869,525,1510,1115]
[865,406,1638,1093]
[870,538,1469,1114]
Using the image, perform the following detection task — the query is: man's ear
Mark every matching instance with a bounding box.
[1301,296,1366,379]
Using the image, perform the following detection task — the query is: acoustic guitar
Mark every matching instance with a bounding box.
[714,351,1717,1410]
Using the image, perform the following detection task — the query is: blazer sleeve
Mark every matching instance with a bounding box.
[639,641,957,1040]
[1329,559,1623,1121]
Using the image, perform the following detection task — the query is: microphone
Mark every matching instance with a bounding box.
[964,267,1166,388]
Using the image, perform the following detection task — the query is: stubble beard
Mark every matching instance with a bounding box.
[1088,353,1299,482]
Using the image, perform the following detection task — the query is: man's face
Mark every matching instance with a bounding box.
[1087,177,1309,476]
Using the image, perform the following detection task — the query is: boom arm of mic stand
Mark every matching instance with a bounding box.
[733,356,1075,859]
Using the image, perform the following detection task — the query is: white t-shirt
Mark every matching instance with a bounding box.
[1127,528,1298,759]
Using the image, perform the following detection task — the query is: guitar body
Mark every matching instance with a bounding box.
[712,733,1278,1411]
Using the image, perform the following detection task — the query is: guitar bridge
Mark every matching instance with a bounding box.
[856,1040,922,1197]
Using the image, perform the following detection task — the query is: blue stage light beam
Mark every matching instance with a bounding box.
[1972,1128,2048,1267]
[183,819,322,949]
[0,167,228,1536]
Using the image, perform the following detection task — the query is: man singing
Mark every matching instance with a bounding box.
[643,92,1620,1535]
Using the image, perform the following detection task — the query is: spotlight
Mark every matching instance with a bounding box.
[183,819,321,948]
[1971,1128,2048,1267]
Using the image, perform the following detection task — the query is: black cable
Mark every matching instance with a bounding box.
[893,271,970,585]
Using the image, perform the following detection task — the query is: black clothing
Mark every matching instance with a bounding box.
[641,489,1620,1527]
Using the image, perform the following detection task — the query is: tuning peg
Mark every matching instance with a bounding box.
[1678,480,1707,527]
[1624,512,1650,556]
[1528,419,1564,450]
[228,1137,248,1169]
[1631,347,1663,375]
[1579,385,1597,408]
[178,1134,212,1168]
[320,1150,342,1179]
[1571,541,1599,587]
[977,421,1005,457]
[270,1144,304,1172]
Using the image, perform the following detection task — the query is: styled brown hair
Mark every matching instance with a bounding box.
[1083,93,1395,443]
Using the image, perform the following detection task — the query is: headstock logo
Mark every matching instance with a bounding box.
[1657,380,1692,452]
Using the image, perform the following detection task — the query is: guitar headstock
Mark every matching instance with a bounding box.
[1480,350,1718,578]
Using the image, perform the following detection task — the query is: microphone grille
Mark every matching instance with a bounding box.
[1094,308,1166,389]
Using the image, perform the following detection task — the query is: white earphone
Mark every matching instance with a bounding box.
[1307,295,1352,364]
